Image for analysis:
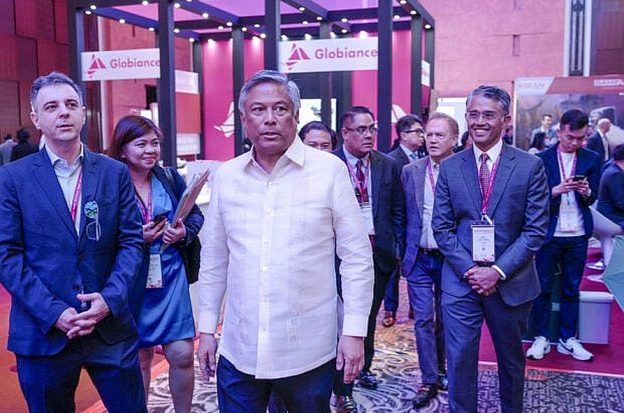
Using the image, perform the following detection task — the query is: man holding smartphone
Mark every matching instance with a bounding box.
[527,109,602,362]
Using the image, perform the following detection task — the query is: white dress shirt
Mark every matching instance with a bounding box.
[342,147,375,235]
[46,144,84,233]
[554,151,585,237]
[198,137,374,379]
[420,158,439,249]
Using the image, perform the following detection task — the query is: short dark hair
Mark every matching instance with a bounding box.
[16,128,30,141]
[30,71,83,110]
[559,109,589,132]
[298,121,337,149]
[3,134,12,142]
[466,85,511,115]
[612,143,624,161]
[341,106,375,129]
[108,115,163,161]
[395,114,423,138]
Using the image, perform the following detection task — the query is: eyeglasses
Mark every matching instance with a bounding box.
[344,125,378,136]
[466,111,505,122]
[404,128,425,135]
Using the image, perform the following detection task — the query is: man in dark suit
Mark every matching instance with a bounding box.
[526,109,602,363]
[432,85,549,413]
[10,128,38,161]
[334,106,406,394]
[382,114,426,327]
[402,112,458,408]
[586,117,611,164]
[0,72,146,412]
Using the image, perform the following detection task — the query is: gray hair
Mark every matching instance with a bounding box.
[466,85,511,115]
[238,70,300,114]
[30,71,83,111]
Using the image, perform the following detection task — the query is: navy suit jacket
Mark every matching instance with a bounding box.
[334,148,406,273]
[401,157,429,275]
[432,144,550,306]
[537,145,601,242]
[387,146,411,168]
[597,162,624,228]
[0,149,144,356]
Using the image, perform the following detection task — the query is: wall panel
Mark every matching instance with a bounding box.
[0,1,15,36]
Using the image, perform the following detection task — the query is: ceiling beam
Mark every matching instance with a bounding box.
[91,7,199,40]
[178,1,239,26]
[74,0,149,7]
[400,0,435,25]
[281,0,350,32]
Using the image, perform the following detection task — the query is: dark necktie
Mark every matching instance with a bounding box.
[479,153,490,195]
[356,159,369,203]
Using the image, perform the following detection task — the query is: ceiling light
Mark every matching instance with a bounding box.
[242,27,248,32]
[186,0,192,2]
[119,18,126,24]
[410,10,417,15]
[174,2,181,8]
[341,28,348,34]
[394,15,400,20]
[202,12,209,18]
[302,20,308,25]
[174,28,180,33]
[304,33,312,40]
[298,6,305,12]
[316,16,322,21]
[330,32,336,38]
[424,23,432,29]
[260,33,266,39]
[89,4,97,10]
[148,27,155,31]
[359,31,368,38]
[281,34,288,41]
[189,37,195,42]
[226,21,233,27]
[254,23,260,28]
[341,17,348,23]
[218,25,224,30]
[85,10,92,15]
[400,0,407,4]
[141,0,149,5]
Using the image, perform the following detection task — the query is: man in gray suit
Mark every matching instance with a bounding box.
[402,112,458,409]
[432,85,549,413]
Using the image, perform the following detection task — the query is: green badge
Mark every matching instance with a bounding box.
[84,201,99,220]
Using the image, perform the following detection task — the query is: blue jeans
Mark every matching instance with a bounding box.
[532,236,588,341]
[383,267,400,312]
[217,356,334,413]
[406,250,446,384]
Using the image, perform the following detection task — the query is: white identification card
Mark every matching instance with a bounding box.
[146,254,163,289]
[359,202,375,235]
[472,223,495,263]
[559,197,579,232]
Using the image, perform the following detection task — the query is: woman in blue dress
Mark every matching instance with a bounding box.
[110,115,204,412]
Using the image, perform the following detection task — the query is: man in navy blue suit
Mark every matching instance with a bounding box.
[0,72,146,412]
[526,109,601,363]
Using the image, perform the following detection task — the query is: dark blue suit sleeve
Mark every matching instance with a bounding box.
[391,160,407,259]
[580,154,602,206]
[99,166,144,317]
[432,164,475,277]
[0,169,69,334]
[495,159,549,278]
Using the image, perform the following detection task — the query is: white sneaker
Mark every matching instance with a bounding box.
[526,336,551,360]
[557,337,594,361]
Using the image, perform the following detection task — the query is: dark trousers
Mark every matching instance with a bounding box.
[334,257,394,396]
[443,291,531,413]
[217,356,334,413]
[16,334,146,413]
[383,267,400,312]
[532,236,588,340]
[406,251,446,384]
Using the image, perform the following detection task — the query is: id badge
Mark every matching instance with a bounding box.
[471,221,495,263]
[559,200,579,232]
[359,202,375,235]
[146,254,163,289]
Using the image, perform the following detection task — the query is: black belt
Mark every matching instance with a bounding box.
[419,247,442,256]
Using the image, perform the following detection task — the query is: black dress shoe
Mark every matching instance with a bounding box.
[335,395,358,413]
[413,384,438,408]
[437,373,448,392]
[358,370,378,389]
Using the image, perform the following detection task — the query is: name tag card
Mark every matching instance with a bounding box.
[471,221,495,263]
[559,195,580,232]
[146,254,163,289]
[359,202,375,236]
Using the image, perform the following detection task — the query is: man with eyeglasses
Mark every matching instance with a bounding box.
[526,109,601,363]
[0,72,146,412]
[432,85,549,413]
[334,106,406,397]
[383,114,427,328]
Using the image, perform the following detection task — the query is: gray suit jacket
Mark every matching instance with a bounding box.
[401,157,428,275]
[432,144,550,306]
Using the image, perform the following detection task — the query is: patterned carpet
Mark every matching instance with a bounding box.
[145,291,624,413]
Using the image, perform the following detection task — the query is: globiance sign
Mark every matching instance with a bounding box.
[81,48,199,94]
[279,37,379,74]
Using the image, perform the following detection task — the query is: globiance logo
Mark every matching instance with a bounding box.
[87,54,106,79]
[285,43,310,71]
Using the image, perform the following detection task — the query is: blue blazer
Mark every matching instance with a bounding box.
[333,148,406,273]
[0,149,144,356]
[432,144,550,306]
[536,145,602,242]
[401,157,428,275]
